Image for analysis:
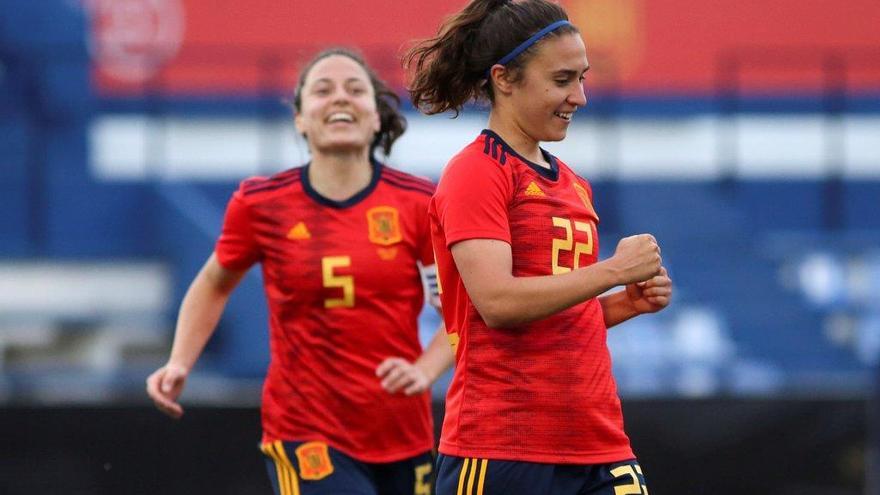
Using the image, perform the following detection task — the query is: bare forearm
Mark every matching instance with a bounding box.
[474,260,620,327]
[414,322,454,382]
[167,255,243,371]
[599,290,639,329]
[168,286,228,370]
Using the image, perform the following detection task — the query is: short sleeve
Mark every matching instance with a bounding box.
[434,154,512,247]
[215,190,260,271]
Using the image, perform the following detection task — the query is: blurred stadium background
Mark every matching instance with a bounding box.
[1,0,878,493]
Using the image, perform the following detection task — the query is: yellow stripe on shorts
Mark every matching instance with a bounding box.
[261,441,301,495]
[476,459,488,495]
[456,458,488,495]
[456,458,470,495]
[466,458,478,495]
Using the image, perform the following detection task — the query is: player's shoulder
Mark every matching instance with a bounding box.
[378,164,436,198]
[556,158,592,189]
[236,166,304,203]
[441,132,516,190]
[448,129,543,178]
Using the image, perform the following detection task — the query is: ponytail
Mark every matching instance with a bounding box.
[405,0,576,117]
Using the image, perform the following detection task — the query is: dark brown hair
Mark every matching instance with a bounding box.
[405,0,578,116]
[293,48,407,156]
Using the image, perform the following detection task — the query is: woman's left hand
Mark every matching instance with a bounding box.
[376,357,431,396]
[625,266,672,314]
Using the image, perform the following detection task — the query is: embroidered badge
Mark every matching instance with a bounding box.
[295,442,334,480]
[573,182,599,221]
[366,206,402,246]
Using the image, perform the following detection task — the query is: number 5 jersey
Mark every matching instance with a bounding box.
[215,161,436,463]
[429,130,634,464]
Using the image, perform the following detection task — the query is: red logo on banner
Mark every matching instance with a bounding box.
[85,0,185,83]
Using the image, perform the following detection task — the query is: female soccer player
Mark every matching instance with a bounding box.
[406,1,673,494]
[146,48,452,495]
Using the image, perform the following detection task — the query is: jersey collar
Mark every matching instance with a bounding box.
[481,129,559,181]
[301,158,383,209]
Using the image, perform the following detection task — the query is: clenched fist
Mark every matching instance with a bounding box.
[608,234,662,285]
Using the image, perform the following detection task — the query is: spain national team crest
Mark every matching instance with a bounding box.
[295,442,334,480]
[366,206,402,246]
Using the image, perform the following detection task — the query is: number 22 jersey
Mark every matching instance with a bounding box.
[215,161,436,463]
[429,130,634,464]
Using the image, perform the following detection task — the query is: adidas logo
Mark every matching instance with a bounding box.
[524,181,545,197]
[287,222,311,240]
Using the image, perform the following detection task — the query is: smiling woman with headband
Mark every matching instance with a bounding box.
[406,1,673,494]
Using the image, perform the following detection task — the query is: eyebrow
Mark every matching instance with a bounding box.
[552,66,590,77]
[310,77,368,86]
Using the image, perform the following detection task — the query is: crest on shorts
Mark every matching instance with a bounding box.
[366,206,402,246]
[295,442,334,480]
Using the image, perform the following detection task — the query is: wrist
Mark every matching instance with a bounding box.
[413,360,437,384]
[590,260,623,291]
[166,359,192,374]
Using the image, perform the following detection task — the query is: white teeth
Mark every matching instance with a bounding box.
[554,112,572,120]
[327,112,354,123]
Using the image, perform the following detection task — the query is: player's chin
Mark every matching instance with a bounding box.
[542,122,570,142]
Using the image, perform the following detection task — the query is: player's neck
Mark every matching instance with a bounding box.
[308,151,374,201]
[487,109,547,168]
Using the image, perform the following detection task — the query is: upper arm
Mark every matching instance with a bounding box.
[450,238,513,313]
[202,253,248,295]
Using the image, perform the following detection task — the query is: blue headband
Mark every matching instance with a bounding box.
[486,20,572,77]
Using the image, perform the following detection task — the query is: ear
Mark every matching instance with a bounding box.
[370,109,381,134]
[294,111,306,136]
[489,64,515,96]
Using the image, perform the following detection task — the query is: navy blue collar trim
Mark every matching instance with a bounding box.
[301,159,383,209]
[481,129,559,181]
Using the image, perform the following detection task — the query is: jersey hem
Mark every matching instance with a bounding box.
[214,249,255,272]
[438,442,635,465]
[445,230,512,247]
[263,434,433,464]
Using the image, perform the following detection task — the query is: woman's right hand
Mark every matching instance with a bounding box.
[146,363,189,419]
[608,234,662,285]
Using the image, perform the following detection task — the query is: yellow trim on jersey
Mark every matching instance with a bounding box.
[447,332,460,355]
[261,441,301,495]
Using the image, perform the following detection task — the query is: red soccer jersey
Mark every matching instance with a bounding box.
[430,130,634,464]
[215,161,435,463]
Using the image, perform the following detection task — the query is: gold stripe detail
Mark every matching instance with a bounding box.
[274,441,302,495]
[476,459,488,495]
[262,442,291,495]
[466,458,478,495]
[456,458,470,495]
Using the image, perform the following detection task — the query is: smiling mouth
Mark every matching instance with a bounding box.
[554,111,573,121]
[326,112,355,124]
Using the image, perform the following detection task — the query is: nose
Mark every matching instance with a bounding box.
[331,86,352,105]
[569,82,587,107]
